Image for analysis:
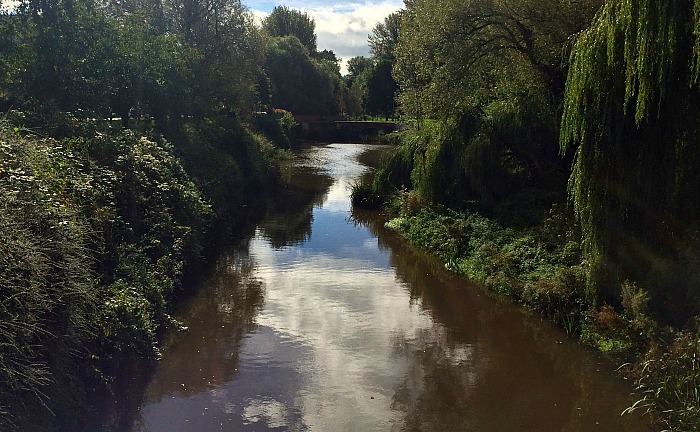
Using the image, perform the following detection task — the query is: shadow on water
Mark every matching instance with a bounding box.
[351,208,651,431]
[101,143,652,431]
[257,165,334,249]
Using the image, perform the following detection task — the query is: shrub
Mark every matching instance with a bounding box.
[0,121,213,429]
[0,123,98,430]
[350,180,383,210]
[250,109,297,148]
[626,328,700,431]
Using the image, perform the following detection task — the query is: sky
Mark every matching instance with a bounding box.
[0,0,403,75]
[244,0,403,75]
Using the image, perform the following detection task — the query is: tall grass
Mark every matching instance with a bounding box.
[0,112,281,429]
[0,123,98,430]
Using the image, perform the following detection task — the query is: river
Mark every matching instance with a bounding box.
[102,143,651,431]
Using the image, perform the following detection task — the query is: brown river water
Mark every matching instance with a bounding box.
[100,143,652,431]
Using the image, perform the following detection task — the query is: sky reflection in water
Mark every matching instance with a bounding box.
[123,144,650,432]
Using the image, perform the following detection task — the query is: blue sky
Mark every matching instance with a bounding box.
[244,0,404,74]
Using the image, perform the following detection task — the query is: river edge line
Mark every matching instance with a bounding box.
[352,142,699,432]
[0,112,289,432]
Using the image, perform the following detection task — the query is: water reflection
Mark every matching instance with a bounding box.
[257,164,334,249]
[113,144,651,432]
[124,249,307,431]
[354,209,648,431]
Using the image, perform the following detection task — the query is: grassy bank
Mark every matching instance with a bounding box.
[352,132,700,431]
[368,193,700,430]
[0,112,283,431]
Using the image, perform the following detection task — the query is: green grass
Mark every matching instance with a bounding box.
[383,201,589,329]
[377,190,700,431]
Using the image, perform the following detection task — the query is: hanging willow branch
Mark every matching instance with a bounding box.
[560,0,700,307]
[561,0,689,149]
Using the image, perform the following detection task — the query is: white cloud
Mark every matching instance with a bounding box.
[247,0,403,75]
[0,0,20,12]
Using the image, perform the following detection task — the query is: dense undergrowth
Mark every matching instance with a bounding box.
[353,127,700,431]
[0,111,283,431]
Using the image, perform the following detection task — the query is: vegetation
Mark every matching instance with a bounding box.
[263,36,342,115]
[0,119,214,430]
[352,0,700,430]
[258,6,349,117]
[561,0,700,322]
[344,13,402,120]
[5,0,700,427]
[0,0,305,428]
[262,6,317,53]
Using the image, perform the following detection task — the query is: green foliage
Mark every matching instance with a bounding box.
[394,0,599,121]
[625,327,700,431]
[1,0,263,130]
[560,0,700,319]
[346,56,373,80]
[262,6,317,52]
[108,9,196,127]
[0,120,214,429]
[0,0,283,426]
[385,0,591,215]
[369,12,403,60]
[350,181,383,210]
[264,36,343,115]
[0,124,98,430]
[0,114,281,429]
[251,110,296,148]
[364,59,397,120]
[371,115,564,215]
[383,201,590,331]
[176,115,280,242]
[259,7,348,116]
[344,13,403,120]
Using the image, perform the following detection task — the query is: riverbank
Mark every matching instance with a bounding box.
[0,112,285,431]
[98,142,648,431]
[357,188,700,431]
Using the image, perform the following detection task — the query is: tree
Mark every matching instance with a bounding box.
[157,0,264,119]
[561,0,700,319]
[314,49,348,115]
[315,49,340,69]
[5,0,123,116]
[394,0,601,121]
[364,59,396,120]
[344,56,373,116]
[262,6,317,52]
[264,36,338,115]
[347,56,372,79]
[374,0,602,210]
[109,10,194,127]
[369,11,402,60]
[352,13,404,120]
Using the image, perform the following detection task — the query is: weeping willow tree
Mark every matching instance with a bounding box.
[381,0,600,213]
[561,0,700,321]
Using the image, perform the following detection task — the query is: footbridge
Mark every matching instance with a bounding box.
[295,115,402,142]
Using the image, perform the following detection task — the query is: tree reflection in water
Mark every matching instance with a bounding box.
[258,165,334,249]
[352,207,649,432]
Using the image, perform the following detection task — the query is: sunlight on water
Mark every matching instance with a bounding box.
[114,144,651,432]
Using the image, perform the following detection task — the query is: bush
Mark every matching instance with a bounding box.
[250,109,297,148]
[350,180,383,210]
[626,327,700,431]
[177,116,281,244]
[0,124,98,430]
[0,121,213,429]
